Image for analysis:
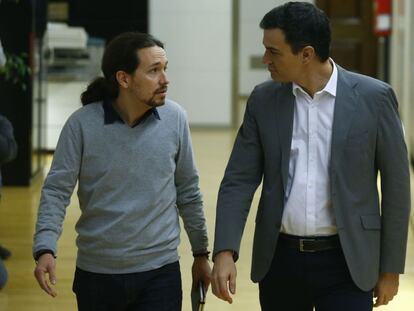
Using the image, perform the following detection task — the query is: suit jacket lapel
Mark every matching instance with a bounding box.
[274,68,358,195]
[276,83,295,193]
[330,67,358,171]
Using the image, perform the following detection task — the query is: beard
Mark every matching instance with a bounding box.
[145,95,166,108]
[145,86,168,107]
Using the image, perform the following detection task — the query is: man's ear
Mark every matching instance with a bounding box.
[115,71,129,89]
[301,46,315,64]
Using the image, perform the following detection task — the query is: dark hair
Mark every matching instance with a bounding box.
[260,2,331,62]
[81,32,164,105]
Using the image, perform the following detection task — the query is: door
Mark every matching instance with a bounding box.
[316,0,378,78]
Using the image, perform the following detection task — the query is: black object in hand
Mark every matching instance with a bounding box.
[191,281,206,311]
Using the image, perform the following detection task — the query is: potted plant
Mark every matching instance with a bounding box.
[0,52,31,90]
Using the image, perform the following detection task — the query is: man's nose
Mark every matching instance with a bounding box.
[262,52,270,65]
[161,71,169,85]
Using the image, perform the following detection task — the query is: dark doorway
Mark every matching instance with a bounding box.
[316,0,378,78]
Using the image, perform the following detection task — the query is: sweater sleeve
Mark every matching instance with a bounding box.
[175,109,209,253]
[32,116,83,257]
[0,115,18,165]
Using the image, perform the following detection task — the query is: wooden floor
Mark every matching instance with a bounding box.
[0,129,413,310]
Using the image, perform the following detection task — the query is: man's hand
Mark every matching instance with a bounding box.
[33,253,57,297]
[192,256,212,291]
[374,272,399,307]
[211,251,237,304]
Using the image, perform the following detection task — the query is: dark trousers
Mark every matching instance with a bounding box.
[0,258,7,289]
[259,241,373,311]
[72,261,182,311]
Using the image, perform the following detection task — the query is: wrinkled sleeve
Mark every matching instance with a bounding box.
[213,88,264,260]
[175,109,208,253]
[33,117,83,257]
[376,87,411,273]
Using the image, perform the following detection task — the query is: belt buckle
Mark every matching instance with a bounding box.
[299,238,316,252]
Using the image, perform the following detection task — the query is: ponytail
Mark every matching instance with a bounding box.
[80,77,118,106]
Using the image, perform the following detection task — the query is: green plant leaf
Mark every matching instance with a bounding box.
[0,52,29,89]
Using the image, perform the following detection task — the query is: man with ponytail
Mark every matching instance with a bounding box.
[32,32,210,310]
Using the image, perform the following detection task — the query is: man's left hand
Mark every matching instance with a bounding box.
[192,256,211,291]
[374,272,399,307]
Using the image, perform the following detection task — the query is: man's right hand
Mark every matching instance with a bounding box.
[34,253,57,297]
[211,250,237,304]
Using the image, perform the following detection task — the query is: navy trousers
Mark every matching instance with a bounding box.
[72,261,182,311]
[259,242,373,311]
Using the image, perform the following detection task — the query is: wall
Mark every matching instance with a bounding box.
[391,0,414,162]
[387,0,414,224]
[149,0,232,126]
[238,0,313,96]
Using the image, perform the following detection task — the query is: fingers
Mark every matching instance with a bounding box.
[203,275,211,291]
[374,295,388,307]
[373,295,383,307]
[33,255,57,297]
[34,266,57,297]
[374,294,394,308]
[211,269,236,303]
[373,273,399,307]
[48,266,57,286]
[229,271,236,295]
[211,251,237,304]
[192,257,212,291]
[213,275,233,303]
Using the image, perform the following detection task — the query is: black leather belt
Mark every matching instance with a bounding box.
[278,233,340,252]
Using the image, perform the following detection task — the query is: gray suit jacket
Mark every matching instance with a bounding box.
[213,66,411,291]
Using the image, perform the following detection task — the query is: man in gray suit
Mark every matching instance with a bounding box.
[211,2,411,310]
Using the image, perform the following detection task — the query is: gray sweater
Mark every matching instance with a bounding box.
[33,100,208,273]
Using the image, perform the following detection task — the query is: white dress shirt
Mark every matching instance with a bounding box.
[281,61,338,237]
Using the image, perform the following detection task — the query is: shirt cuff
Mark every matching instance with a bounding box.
[34,249,56,261]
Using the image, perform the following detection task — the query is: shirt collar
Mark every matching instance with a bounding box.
[292,58,338,98]
[103,98,160,127]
